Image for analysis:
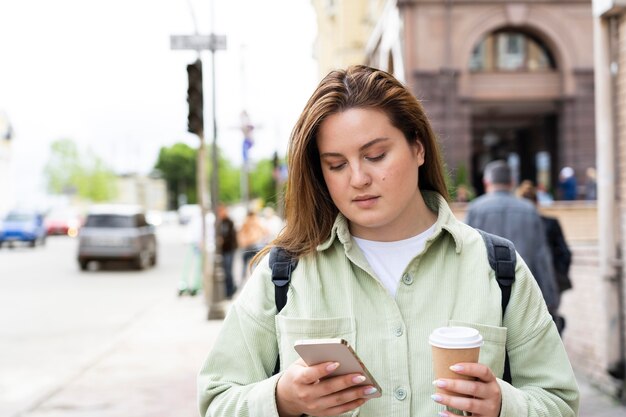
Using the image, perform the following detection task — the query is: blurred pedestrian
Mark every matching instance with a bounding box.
[198,65,578,417]
[179,210,214,296]
[516,180,573,334]
[217,204,238,299]
[237,209,268,281]
[558,166,577,200]
[261,206,284,242]
[585,167,597,200]
[455,184,472,202]
[465,161,560,316]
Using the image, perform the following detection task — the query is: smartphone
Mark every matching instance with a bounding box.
[293,338,382,397]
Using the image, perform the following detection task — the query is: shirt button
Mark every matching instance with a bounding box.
[394,387,407,400]
[402,273,413,285]
[394,326,403,337]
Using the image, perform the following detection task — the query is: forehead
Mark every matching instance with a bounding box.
[317,108,397,147]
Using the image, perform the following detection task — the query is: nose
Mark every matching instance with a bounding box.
[349,164,371,188]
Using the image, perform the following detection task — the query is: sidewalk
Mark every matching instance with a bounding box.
[22,294,222,417]
[21,292,626,417]
[577,370,626,417]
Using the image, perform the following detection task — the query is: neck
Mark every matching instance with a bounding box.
[486,184,511,193]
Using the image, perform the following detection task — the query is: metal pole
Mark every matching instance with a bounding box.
[207,0,225,320]
[197,131,210,303]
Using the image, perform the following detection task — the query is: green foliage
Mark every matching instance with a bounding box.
[249,158,278,206]
[214,151,241,203]
[154,143,197,208]
[84,154,118,201]
[449,162,476,202]
[44,139,118,201]
[153,142,281,207]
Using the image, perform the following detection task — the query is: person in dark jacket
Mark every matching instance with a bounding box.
[217,204,239,298]
[516,180,573,333]
[466,161,559,316]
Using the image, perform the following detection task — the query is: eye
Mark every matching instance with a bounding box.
[365,153,386,162]
[328,162,346,171]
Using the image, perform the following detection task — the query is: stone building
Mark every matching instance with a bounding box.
[366,0,595,197]
[312,0,626,400]
[313,0,596,197]
[591,0,626,400]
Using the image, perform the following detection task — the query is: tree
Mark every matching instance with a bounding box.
[249,158,278,206]
[44,139,82,195]
[214,151,240,204]
[44,138,117,201]
[154,143,197,209]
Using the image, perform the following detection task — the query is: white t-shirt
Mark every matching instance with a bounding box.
[353,224,436,297]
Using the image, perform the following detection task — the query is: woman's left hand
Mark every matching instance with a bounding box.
[431,362,502,417]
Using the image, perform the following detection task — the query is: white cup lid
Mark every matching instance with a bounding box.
[429,326,483,349]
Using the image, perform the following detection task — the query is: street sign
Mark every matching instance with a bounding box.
[170,34,227,52]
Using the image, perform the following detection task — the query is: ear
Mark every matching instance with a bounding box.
[414,139,425,166]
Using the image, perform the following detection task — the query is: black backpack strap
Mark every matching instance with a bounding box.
[477,229,516,385]
[269,246,299,375]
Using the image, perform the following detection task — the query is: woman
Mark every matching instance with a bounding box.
[198,66,579,416]
[516,180,573,334]
[237,209,269,281]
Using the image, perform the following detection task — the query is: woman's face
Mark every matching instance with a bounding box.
[316,108,426,241]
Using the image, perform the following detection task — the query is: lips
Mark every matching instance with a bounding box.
[353,195,379,208]
[353,194,377,201]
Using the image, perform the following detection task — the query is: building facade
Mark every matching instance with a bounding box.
[592,0,626,400]
[114,173,167,212]
[367,0,595,197]
[312,0,626,400]
[311,0,386,78]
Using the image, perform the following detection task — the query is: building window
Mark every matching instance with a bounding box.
[470,30,556,71]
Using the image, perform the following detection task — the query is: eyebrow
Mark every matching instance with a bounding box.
[319,137,390,158]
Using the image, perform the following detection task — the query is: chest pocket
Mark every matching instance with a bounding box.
[275,315,356,370]
[275,316,359,417]
[449,320,508,378]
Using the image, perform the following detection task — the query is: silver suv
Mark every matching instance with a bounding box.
[77,205,157,270]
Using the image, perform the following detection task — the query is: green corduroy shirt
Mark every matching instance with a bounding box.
[198,191,579,417]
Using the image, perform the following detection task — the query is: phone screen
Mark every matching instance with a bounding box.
[293,338,382,396]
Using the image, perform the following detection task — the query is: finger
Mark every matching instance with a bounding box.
[432,392,500,417]
[297,361,341,384]
[449,362,496,383]
[311,372,379,398]
[314,384,375,412]
[433,378,488,399]
[431,392,479,415]
[322,397,368,416]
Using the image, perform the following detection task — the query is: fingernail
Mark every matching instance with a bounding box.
[438,412,448,417]
[363,387,378,395]
[326,362,339,372]
[431,394,443,402]
[432,379,447,388]
[449,365,464,372]
[352,375,366,384]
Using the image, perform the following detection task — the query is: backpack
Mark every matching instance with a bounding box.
[269,229,516,384]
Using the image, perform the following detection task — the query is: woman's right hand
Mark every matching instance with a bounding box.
[276,358,376,417]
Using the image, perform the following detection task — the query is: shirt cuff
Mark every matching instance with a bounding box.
[497,378,528,417]
[247,372,283,417]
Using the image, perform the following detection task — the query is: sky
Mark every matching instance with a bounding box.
[0,0,318,208]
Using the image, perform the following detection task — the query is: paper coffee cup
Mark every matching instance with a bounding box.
[429,326,483,396]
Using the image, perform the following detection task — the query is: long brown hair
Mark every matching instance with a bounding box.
[256,65,448,261]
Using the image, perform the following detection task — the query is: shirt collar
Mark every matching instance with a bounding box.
[316,190,463,254]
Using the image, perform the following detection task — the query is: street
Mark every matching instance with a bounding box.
[0,223,217,417]
[1,222,625,416]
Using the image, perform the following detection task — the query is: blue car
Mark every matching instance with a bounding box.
[0,211,47,248]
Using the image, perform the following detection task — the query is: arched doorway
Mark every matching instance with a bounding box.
[467,29,560,196]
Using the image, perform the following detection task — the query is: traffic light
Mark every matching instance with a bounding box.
[186,59,204,135]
